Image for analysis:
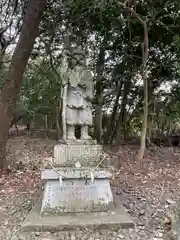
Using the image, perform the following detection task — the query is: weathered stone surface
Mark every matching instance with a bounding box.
[41,179,113,214]
[19,228,130,240]
[19,228,135,240]
[53,144,102,166]
[41,168,112,180]
[23,195,134,232]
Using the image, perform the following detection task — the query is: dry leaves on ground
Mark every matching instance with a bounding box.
[1,136,180,239]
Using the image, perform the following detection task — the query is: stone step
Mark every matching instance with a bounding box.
[23,194,134,232]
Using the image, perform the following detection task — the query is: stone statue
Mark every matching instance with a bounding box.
[61,47,94,141]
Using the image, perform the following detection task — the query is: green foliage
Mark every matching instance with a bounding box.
[20,57,63,126]
[15,0,180,138]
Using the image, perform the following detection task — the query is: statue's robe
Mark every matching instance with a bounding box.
[66,66,93,126]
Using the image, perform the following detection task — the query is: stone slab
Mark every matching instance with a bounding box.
[41,179,113,214]
[53,144,102,166]
[41,168,112,180]
[22,194,134,232]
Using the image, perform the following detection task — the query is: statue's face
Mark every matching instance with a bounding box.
[72,54,84,66]
[71,58,77,67]
[67,53,85,68]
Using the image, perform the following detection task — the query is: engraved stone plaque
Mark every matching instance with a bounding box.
[41,179,113,215]
[53,144,102,166]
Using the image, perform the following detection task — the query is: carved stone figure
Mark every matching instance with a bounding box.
[62,47,94,141]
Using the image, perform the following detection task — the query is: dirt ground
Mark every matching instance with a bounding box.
[0,134,180,239]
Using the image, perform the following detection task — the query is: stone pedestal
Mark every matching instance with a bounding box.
[23,143,134,234]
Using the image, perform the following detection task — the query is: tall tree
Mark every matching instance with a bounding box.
[0,0,47,171]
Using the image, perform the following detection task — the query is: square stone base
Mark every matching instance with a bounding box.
[22,195,134,232]
[40,168,113,214]
[41,179,113,214]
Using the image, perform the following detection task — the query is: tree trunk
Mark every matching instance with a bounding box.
[136,76,148,160]
[136,21,149,161]
[44,114,48,137]
[31,113,36,128]
[0,0,47,171]
[94,44,106,143]
[147,116,153,141]
[104,79,123,144]
[55,104,61,140]
[94,78,103,143]
[110,80,131,144]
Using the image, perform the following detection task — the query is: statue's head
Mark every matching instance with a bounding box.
[67,45,85,68]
